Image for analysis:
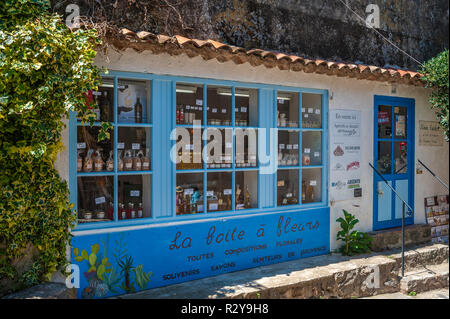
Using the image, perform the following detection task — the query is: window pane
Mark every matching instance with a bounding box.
[377,141,392,174]
[302,131,322,166]
[235,88,258,127]
[278,130,299,167]
[77,176,114,223]
[277,169,299,206]
[378,105,392,138]
[118,127,151,171]
[301,93,322,128]
[207,86,232,126]
[277,92,299,128]
[118,79,151,123]
[77,127,114,173]
[207,172,232,212]
[394,106,407,138]
[235,128,257,168]
[235,171,258,210]
[175,127,203,170]
[206,128,232,169]
[78,78,114,122]
[302,168,322,203]
[118,175,151,220]
[176,173,204,215]
[394,141,407,174]
[176,83,204,125]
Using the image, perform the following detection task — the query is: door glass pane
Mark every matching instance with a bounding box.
[235,171,258,210]
[118,175,151,220]
[118,79,151,123]
[301,168,322,203]
[235,88,258,127]
[176,173,204,215]
[277,92,299,128]
[394,142,407,174]
[118,127,151,171]
[278,130,299,167]
[277,169,299,206]
[394,106,407,138]
[207,172,232,212]
[207,86,232,126]
[77,176,114,223]
[77,127,114,173]
[394,180,409,219]
[377,181,392,222]
[302,131,322,166]
[377,141,392,174]
[378,105,392,138]
[302,93,322,128]
[176,83,204,125]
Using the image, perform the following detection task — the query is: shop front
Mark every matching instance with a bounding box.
[61,31,448,299]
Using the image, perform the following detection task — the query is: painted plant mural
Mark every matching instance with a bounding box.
[73,235,153,298]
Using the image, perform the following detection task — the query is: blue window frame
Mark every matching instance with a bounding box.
[69,71,329,231]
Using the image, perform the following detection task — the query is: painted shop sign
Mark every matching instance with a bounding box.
[419,121,444,147]
[329,109,362,201]
[71,207,329,298]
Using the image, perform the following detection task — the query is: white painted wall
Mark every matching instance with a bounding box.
[57,49,448,250]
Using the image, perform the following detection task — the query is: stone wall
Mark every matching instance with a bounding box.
[53,0,449,70]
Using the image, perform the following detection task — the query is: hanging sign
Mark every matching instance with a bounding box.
[329,109,362,201]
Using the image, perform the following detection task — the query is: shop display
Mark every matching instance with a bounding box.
[77,176,113,223]
[278,131,299,167]
[302,168,321,204]
[118,80,150,123]
[106,151,114,171]
[301,93,322,128]
[207,86,232,126]
[277,92,299,128]
[277,169,299,206]
[425,195,449,244]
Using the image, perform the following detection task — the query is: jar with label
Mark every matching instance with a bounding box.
[94,149,104,172]
[77,151,83,172]
[118,150,124,171]
[124,150,133,171]
[142,148,151,170]
[133,150,142,171]
[83,149,94,172]
[106,151,114,171]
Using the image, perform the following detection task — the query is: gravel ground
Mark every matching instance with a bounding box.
[361,288,449,299]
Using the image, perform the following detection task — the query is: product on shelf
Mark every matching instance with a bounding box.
[106,151,114,171]
[83,149,94,172]
[118,150,124,171]
[134,97,143,123]
[124,150,133,171]
[77,151,83,172]
[94,149,104,172]
[133,150,142,171]
[142,148,151,170]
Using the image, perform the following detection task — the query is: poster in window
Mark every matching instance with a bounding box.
[395,115,406,136]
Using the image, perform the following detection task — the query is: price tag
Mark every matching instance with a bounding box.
[117,142,124,149]
[221,109,227,114]
[241,107,247,113]
[249,155,257,160]
[304,114,309,118]
[130,190,140,197]
[212,108,218,113]
[184,188,194,195]
[302,108,306,113]
[315,109,321,115]
[235,108,239,113]
[286,193,292,198]
[314,151,320,157]
[224,189,232,195]
[118,85,125,89]
[209,203,218,211]
[308,108,313,113]
[92,91,102,96]
[196,99,203,106]
[77,142,86,149]
[186,105,190,110]
[132,143,141,150]
[185,144,193,150]
[95,197,106,205]
[226,142,232,148]
[277,180,285,187]
[207,190,214,197]
[293,144,299,149]
[278,99,284,104]
[310,180,317,186]
[225,156,232,161]
[279,144,285,149]
[304,148,311,154]
[286,144,293,150]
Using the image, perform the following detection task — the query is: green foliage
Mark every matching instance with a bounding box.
[336,210,372,256]
[132,264,153,290]
[420,50,449,141]
[0,0,108,290]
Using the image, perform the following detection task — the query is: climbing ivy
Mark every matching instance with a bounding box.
[0,0,107,291]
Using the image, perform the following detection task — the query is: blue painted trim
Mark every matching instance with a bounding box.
[373,95,415,231]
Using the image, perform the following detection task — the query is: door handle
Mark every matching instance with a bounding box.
[378,188,384,196]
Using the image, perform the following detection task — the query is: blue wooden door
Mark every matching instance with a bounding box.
[373,96,414,230]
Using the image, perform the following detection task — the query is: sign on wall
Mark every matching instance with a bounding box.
[329,109,362,201]
[419,121,444,146]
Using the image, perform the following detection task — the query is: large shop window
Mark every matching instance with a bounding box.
[76,78,152,225]
[72,74,327,229]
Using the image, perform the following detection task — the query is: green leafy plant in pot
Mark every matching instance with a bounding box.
[336,210,373,256]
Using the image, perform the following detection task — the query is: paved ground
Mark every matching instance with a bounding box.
[362,288,449,299]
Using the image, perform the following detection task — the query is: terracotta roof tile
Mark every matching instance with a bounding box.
[107,29,425,86]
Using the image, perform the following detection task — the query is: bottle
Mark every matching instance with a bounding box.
[301,180,306,202]
[94,149,104,172]
[133,150,142,171]
[307,183,314,202]
[184,194,191,214]
[101,91,110,122]
[137,203,143,218]
[142,148,151,170]
[128,202,136,219]
[124,150,133,171]
[180,106,184,124]
[83,149,93,172]
[77,151,83,172]
[118,150,124,171]
[245,185,250,208]
[107,201,114,220]
[119,203,126,220]
[176,105,180,124]
[218,192,223,210]
[106,151,114,171]
[134,97,143,123]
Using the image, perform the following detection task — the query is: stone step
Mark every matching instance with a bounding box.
[387,243,448,271]
[399,263,449,294]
